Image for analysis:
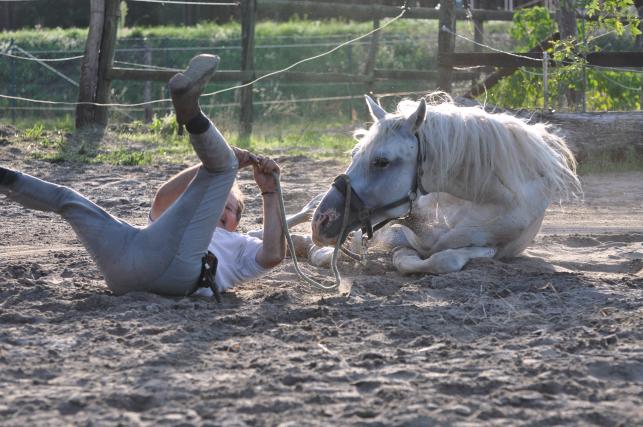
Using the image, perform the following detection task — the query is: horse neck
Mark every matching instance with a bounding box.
[420,160,517,206]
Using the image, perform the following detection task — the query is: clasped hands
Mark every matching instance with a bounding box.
[233,147,280,194]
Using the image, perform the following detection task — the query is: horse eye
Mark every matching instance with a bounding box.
[372,157,390,168]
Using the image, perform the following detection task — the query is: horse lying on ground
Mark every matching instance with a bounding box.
[311,93,580,274]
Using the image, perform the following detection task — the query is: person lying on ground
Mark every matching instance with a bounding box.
[0,54,310,300]
[148,158,322,298]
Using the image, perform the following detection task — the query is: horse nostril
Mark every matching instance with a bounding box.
[317,212,330,228]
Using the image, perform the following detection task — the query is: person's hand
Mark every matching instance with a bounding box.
[232,146,259,168]
[253,156,280,193]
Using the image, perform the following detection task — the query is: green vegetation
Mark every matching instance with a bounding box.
[577,146,643,174]
[0,17,446,165]
[10,111,356,166]
[0,17,517,117]
[8,110,641,173]
[485,5,640,111]
[1,13,640,171]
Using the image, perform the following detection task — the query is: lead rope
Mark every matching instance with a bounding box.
[273,172,353,292]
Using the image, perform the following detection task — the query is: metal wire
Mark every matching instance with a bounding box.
[128,0,239,6]
[0,50,84,62]
[0,5,408,108]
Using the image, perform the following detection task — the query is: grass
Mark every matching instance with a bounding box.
[577,147,643,174]
[7,114,642,176]
[5,113,358,166]
[1,18,638,169]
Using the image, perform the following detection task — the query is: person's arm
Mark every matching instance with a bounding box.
[150,147,258,221]
[246,192,323,239]
[253,157,286,269]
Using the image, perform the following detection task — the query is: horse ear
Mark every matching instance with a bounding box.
[365,95,387,121]
[407,98,427,133]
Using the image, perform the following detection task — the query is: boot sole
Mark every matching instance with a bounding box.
[169,54,220,94]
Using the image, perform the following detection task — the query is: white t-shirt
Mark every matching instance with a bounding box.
[192,228,270,297]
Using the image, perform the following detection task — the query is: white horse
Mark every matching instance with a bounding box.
[311,94,580,274]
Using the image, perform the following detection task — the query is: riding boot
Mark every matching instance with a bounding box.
[0,166,19,187]
[169,54,236,173]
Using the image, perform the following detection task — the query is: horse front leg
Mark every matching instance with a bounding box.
[392,246,496,275]
[373,223,447,257]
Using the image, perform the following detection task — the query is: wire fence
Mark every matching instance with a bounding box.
[0,19,641,126]
[0,29,444,122]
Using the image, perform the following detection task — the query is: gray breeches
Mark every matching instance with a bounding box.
[0,124,237,296]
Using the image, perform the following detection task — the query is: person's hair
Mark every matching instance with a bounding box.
[230,182,245,222]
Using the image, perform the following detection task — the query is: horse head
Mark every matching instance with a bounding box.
[312,95,427,246]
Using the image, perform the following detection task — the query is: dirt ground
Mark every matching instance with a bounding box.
[1,140,642,426]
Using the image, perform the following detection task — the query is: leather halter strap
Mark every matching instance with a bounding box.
[332,133,427,240]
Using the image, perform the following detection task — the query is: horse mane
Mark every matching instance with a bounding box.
[389,93,582,202]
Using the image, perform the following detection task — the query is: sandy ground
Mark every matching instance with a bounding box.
[1,141,642,426]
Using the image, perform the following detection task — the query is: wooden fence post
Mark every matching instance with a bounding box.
[76,0,105,129]
[555,0,580,110]
[464,33,559,99]
[95,0,120,127]
[9,39,16,124]
[437,0,456,93]
[143,40,153,123]
[472,17,484,91]
[364,17,381,97]
[473,17,483,53]
[240,0,256,142]
[637,0,642,110]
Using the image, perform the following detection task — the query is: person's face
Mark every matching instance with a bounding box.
[218,193,240,232]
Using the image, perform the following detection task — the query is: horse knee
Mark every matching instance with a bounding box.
[376,224,410,249]
[392,247,423,275]
[425,247,495,274]
[425,249,467,274]
[308,245,333,267]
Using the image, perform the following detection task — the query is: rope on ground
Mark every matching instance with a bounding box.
[273,172,350,293]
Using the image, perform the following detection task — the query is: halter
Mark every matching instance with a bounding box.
[332,133,428,241]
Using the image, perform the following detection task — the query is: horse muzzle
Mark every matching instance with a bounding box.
[311,186,356,246]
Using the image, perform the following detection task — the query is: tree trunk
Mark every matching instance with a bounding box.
[143,42,153,123]
[363,17,380,97]
[94,0,120,127]
[543,112,643,161]
[240,0,257,142]
[637,0,643,110]
[554,0,581,110]
[76,0,106,130]
[456,97,643,161]
[437,0,456,93]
